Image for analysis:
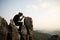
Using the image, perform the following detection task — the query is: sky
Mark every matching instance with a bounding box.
[0,0,60,32]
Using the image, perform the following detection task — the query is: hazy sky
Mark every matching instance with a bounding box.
[0,0,60,31]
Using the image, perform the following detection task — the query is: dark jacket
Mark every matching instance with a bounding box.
[13,15,20,23]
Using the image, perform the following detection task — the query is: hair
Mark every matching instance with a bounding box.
[18,12,23,16]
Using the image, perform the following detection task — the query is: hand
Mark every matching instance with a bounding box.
[23,16,25,18]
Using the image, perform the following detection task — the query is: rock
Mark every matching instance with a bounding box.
[0,16,20,40]
[0,16,8,40]
[21,17,34,40]
[48,35,60,40]
[0,16,34,40]
[7,19,20,40]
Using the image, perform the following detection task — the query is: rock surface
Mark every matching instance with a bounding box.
[7,19,20,40]
[0,16,34,40]
[21,17,34,40]
[0,16,8,40]
[0,16,20,40]
[48,35,60,40]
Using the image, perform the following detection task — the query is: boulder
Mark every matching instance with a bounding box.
[0,16,34,40]
[21,17,34,40]
[0,16,20,40]
[0,16,8,40]
[7,19,20,40]
[48,35,60,40]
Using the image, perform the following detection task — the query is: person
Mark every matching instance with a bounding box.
[13,12,24,40]
[13,12,24,31]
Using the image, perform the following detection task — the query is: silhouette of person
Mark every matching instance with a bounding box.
[13,12,24,40]
[13,12,24,31]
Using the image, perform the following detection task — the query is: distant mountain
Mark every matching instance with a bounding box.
[35,30,60,36]
[48,31,60,36]
[34,31,51,40]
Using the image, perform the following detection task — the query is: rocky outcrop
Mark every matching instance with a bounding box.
[7,19,20,40]
[0,16,20,40]
[0,16,8,40]
[21,17,34,40]
[0,16,34,40]
[48,35,60,40]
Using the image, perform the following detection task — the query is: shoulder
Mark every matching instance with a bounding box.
[14,14,19,17]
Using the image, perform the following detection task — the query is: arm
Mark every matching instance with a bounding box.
[20,16,25,21]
